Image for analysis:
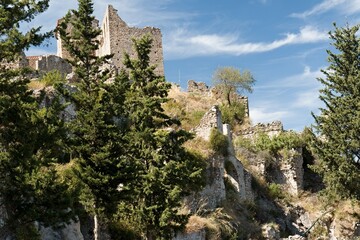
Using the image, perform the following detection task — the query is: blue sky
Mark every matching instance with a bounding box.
[26,0,360,131]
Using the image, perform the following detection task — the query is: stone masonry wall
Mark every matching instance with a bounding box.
[31,55,72,75]
[192,105,223,141]
[56,18,99,60]
[97,5,164,75]
[239,121,283,139]
[187,80,250,117]
[0,52,28,69]
[187,80,210,95]
[186,106,253,212]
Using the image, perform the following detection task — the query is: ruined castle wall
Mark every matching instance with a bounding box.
[192,106,223,141]
[239,121,283,139]
[188,80,210,95]
[99,5,164,75]
[187,80,250,117]
[1,52,28,69]
[27,56,41,69]
[56,18,99,61]
[189,106,253,209]
[26,55,72,75]
[56,19,74,60]
[97,8,112,57]
[36,55,72,74]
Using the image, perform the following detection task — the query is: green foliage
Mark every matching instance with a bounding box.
[0,77,75,234]
[212,66,255,105]
[56,2,134,238]
[0,0,51,61]
[234,136,255,152]
[108,219,142,240]
[14,224,41,240]
[311,23,360,200]
[0,0,74,236]
[254,131,304,155]
[268,183,284,200]
[56,0,112,82]
[235,131,304,158]
[209,128,229,156]
[117,35,206,240]
[220,101,245,126]
[39,70,66,86]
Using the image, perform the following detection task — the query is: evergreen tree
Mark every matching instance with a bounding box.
[56,0,134,238]
[120,35,205,240]
[311,23,360,200]
[0,0,74,237]
[0,0,51,61]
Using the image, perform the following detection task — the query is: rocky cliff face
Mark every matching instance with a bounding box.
[186,106,253,211]
[175,105,360,240]
[1,86,359,239]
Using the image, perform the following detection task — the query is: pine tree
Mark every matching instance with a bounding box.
[311,23,360,200]
[0,0,74,237]
[0,0,51,61]
[56,0,135,238]
[120,35,205,240]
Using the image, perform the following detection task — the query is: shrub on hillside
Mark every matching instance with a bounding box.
[40,70,66,86]
[209,128,229,156]
[220,102,245,126]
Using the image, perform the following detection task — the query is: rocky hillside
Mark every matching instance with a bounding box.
[161,83,360,240]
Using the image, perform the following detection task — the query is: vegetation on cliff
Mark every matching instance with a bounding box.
[310,23,360,201]
[0,0,74,238]
[1,0,360,239]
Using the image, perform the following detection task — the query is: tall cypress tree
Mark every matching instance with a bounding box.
[0,0,74,238]
[56,0,134,238]
[120,36,205,240]
[311,23,360,200]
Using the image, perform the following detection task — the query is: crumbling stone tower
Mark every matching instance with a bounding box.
[56,5,164,75]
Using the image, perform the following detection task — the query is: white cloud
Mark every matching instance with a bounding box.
[98,0,195,26]
[345,0,360,14]
[291,0,360,18]
[249,66,325,128]
[23,0,193,33]
[249,107,291,125]
[293,88,321,109]
[256,66,324,91]
[164,26,327,59]
[280,66,323,88]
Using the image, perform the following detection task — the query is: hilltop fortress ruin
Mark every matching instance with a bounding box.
[5,5,164,76]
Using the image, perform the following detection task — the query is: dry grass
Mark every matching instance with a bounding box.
[183,137,213,159]
[28,80,46,90]
[164,85,216,130]
[184,210,235,239]
[185,215,214,233]
[168,85,216,112]
[295,192,326,214]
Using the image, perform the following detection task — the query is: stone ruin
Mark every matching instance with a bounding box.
[27,55,72,75]
[4,5,164,78]
[235,121,304,196]
[1,53,72,77]
[187,80,303,196]
[56,5,164,76]
[187,80,210,95]
[186,106,253,212]
[187,80,250,117]
[239,120,283,139]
